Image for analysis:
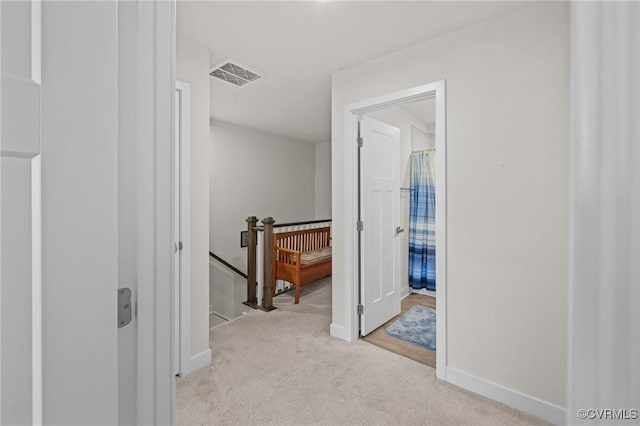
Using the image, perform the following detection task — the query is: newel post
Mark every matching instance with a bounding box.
[243,216,259,309]
[261,217,276,311]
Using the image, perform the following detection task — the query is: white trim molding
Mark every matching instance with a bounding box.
[174,80,192,378]
[568,2,640,425]
[185,349,212,376]
[133,1,175,424]
[337,80,448,380]
[400,285,410,300]
[447,368,566,425]
[329,323,350,342]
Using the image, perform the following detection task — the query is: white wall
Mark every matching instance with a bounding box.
[367,106,433,296]
[177,38,210,358]
[209,121,316,318]
[314,141,332,219]
[331,1,568,414]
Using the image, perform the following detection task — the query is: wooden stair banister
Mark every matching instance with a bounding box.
[243,216,259,309]
[243,215,332,311]
[209,251,247,279]
[261,217,276,311]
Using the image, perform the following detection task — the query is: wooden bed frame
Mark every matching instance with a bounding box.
[272,227,332,304]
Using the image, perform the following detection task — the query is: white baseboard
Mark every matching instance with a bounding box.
[446,367,566,425]
[330,323,351,342]
[183,348,211,376]
[400,285,410,299]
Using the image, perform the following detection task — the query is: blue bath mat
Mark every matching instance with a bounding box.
[385,305,436,350]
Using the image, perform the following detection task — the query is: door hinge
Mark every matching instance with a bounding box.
[175,241,184,252]
[357,221,364,232]
[357,304,364,315]
[179,241,183,251]
[357,136,363,148]
[118,288,133,328]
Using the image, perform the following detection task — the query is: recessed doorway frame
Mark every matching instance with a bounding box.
[174,80,192,377]
[343,80,447,380]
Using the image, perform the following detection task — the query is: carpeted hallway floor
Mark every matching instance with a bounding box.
[176,278,548,426]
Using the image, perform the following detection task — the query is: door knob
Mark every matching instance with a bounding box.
[396,227,405,234]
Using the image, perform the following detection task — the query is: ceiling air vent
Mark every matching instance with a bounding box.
[209,61,261,87]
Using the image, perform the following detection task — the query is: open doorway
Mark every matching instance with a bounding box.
[361,96,437,368]
[174,81,194,377]
[343,81,447,378]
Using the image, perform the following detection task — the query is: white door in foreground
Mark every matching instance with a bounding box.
[359,116,401,335]
[1,0,42,423]
[2,2,174,424]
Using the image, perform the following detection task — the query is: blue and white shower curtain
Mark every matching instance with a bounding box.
[408,151,436,291]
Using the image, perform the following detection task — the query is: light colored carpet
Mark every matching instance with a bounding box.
[176,278,548,426]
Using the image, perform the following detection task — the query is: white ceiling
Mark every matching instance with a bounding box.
[177,1,526,144]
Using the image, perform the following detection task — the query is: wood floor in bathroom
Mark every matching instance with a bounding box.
[362,293,436,368]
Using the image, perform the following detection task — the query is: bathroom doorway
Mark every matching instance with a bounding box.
[343,81,447,378]
[362,96,438,368]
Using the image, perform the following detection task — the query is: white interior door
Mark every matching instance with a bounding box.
[1,1,42,424]
[2,2,174,424]
[360,116,402,335]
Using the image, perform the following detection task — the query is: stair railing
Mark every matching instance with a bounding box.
[244,216,331,311]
